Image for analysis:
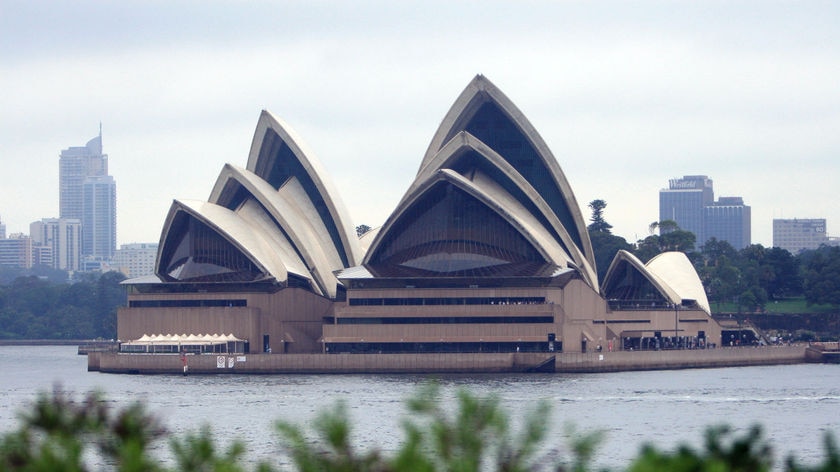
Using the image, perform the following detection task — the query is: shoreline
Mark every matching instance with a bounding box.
[0,339,104,346]
[88,345,816,375]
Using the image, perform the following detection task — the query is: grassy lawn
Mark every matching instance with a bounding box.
[712,297,838,314]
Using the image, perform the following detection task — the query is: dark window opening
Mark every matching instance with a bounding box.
[336,315,553,325]
[325,341,557,354]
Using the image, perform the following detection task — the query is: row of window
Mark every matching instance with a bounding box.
[348,296,546,306]
[128,299,247,308]
[333,315,554,325]
[325,341,557,354]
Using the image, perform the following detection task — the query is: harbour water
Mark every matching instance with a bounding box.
[1,345,839,469]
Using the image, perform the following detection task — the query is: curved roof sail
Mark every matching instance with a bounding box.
[646,252,711,314]
[156,199,290,284]
[601,250,679,306]
[209,163,344,296]
[417,75,596,278]
[245,110,362,269]
[365,168,570,278]
[602,250,711,315]
[408,131,598,289]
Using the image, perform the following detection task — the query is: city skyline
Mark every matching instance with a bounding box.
[2,1,839,247]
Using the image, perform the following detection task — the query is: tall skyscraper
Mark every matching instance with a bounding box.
[83,175,117,260]
[659,175,751,249]
[0,214,6,239]
[59,127,116,261]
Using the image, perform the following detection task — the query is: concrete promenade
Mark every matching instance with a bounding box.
[88,345,808,375]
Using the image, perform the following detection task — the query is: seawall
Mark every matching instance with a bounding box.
[88,345,808,375]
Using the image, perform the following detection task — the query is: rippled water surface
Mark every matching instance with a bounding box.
[2,346,838,469]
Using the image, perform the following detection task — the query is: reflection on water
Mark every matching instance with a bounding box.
[1,346,838,468]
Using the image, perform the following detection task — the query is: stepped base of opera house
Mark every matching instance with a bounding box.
[117,277,721,356]
[87,345,810,375]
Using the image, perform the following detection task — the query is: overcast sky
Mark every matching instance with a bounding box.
[2,1,838,248]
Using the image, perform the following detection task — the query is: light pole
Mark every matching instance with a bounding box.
[674,302,679,349]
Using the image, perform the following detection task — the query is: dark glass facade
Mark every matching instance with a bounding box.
[601,260,670,308]
[326,341,554,354]
[367,183,547,277]
[159,213,265,282]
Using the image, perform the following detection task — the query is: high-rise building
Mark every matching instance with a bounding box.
[111,242,158,278]
[30,218,82,271]
[659,175,751,249]
[0,234,33,268]
[705,197,751,251]
[82,175,117,261]
[772,218,832,253]
[32,244,53,268]
[59,127,116,261]
[658,175,713,245]
[0,214,6,239]
[60,131,107,220]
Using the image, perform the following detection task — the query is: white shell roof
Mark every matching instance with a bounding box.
[601,250,711,315]
[409,131,598,289]
[154,110,363,297]
[245,110,362,267]
[209,163,343,297]
[158,199,290,283]
[646,252,711,314]
[417,75,596,276]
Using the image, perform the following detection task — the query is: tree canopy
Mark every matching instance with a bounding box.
[802,246,840,306]
[0,271,126,339]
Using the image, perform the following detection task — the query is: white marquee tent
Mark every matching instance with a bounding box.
[120,333,247,353]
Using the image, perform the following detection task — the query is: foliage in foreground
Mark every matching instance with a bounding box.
[1,386,839,472]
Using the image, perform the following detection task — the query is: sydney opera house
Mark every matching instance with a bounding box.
[117,75,720,363]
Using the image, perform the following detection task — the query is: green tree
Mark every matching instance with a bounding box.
[802,246,840,307]
[653,219,680,235]
[738,244,802,302]
[0,271,126,339]
[633,220,696,264]
[763,246,802,299]
[589,230,633,283]
[700,238,738,267]
[586,199,631,281]
[95,271,127,338]
[587,199,612,234]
